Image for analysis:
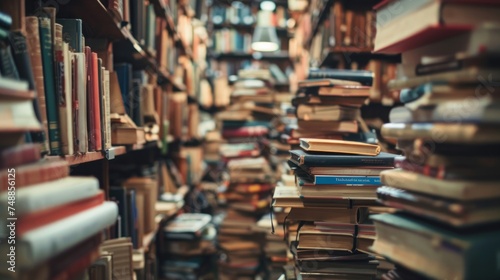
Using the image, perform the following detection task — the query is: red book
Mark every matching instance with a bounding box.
[0,144,41,169]
[222,126,269,138]
[0,159,69,191]
[85,47,96,151]
[50,234,102,280]
[17,191,104,237]
[91,52,102,151]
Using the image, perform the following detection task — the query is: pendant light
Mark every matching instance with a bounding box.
[251,1,280,52]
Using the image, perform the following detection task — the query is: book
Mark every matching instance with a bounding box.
[296,105,359,121]
[164,213,212,240]
[0,98,42,132]
[0,143,40,169]
[38,16,60,155]
[0,201,117,268]
[299,175,381,186]
[371,213,500,279]
[287,207,369,224]
[292,94,368,108]
[0,159,68,191]
[377,186,500,227]
[381,122,500,143]
[298,79,361,88]
[289,149,396,167]
[0,176,100,216]
[109,187,130,238]
[0,38,20,79]
[380,169,500,201]
[102,69,112,150]
[55,19,83,52]
[308,69,374,86]
[72,52,88,153]
[299,138,381,156]
[297,224,355,251]
[17,191,104,237]
[389,98,500,124]
[91,52,102,151]
[374,0,500,53]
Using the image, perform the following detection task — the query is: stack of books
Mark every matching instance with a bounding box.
[160,213,216,279]
[0,144,118,279]
[281,68,376,146]
[218,156,273,279]
[370,1,500,279]
[275,138,397,279]
[215,69,280,279]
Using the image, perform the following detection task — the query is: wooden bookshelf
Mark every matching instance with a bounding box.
[56,0,125,40]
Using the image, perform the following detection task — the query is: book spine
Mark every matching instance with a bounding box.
[103,69,112,150]
[73,53,88,153]
[0,144,40,169]
[63,43,74,154]
[85,47,95,151]
[0,161,69,191]
[18,192,104,237]
[92,52,101,151]
[0,41,20,79]
[39,16,61,155]
[19,202,117,268]
[304,156,395,167]
[54,24,69,156]
[25,17,50,153]
[314,175,381,185]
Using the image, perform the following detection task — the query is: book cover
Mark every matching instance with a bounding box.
[55,18,83,52]
[39,16,60,155]
[91,52,102,151]
[72,52,88,153]
[308,69,374,86]
[0,159,69,191]
[290,149,396,167]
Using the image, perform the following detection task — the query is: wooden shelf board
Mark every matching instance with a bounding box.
[56,0,124,40]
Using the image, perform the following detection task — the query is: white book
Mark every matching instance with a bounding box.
[103,69,112,150]
[73,53,88,153]
[61,42,74,155]
[0,201,118,269]
[0,100,42,131]
[0,176,99,216]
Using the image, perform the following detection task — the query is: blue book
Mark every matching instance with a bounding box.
[56,19,82,52]
[310,175,381,185]
[114,63,132,116]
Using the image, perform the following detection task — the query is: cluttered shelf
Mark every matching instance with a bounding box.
[45,141,160,166]
[57,0,190,90]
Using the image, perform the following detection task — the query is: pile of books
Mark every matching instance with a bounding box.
[217,155,273,279]
[370,1,500,279]
[215,69,281,279]
[160,213,216,279]
[279,68,376,147]
[0,145,118,279]
[275,138,397,279]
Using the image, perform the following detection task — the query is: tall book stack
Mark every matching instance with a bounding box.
[370,0,500,279]
[160,213,216,279]
[215,69,279,279]
[274,138,397,279]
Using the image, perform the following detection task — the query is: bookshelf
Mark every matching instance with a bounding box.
[0,0,211,278]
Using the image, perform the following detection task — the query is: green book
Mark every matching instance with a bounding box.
[39,16,60,155]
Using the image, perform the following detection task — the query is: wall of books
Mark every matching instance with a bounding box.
[0,0,499,279]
